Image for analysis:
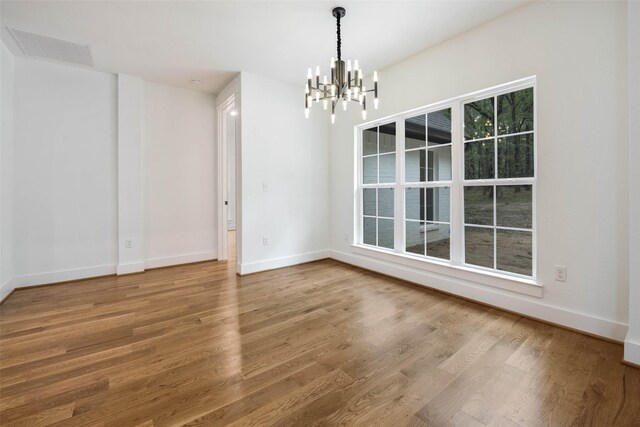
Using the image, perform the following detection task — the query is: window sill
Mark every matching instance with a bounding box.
[351,244,543,297]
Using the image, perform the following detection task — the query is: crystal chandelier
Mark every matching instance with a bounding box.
[304,7,378,123]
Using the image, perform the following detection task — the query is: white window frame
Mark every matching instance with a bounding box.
[353,76,539,297]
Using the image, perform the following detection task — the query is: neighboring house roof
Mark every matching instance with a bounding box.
[405,110,451,144]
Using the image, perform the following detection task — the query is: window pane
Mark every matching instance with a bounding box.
[427,223,450,260]
[363,156,378,184]
[428,146,452,181]
[498,134,534,178]
[428,108,452,146]
[363,127,377,155]
[378,218,394,249]
[465,140,495,180]
[363,217,376,245]
[426,187,450,222]
[465,226,494,268]
[379,123,396,153]
[378,188,394,218]
[496,185,532,229]
[497,230,532,276]
[405,149,426,182]
[497,88,533,135]
[405,187,424,221]
[405,115,426,149]
[379,153,396,183]
[464,186,494,225]
[363,188,376,216]
[464,97,494,140]
[406,221,425,255]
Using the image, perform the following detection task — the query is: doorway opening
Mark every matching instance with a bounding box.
[226,107,237,264]
[217,88,240,268]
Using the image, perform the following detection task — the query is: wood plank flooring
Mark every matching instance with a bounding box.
[1,233,639,426]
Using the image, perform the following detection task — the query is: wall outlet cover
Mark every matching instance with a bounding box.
[554,265,567,282]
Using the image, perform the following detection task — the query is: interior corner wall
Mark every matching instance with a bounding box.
[0,41,15,300]
[239,72,329,274]
[625,0,640,365]
[117,74,144,274]
[143,81,217,269]
[12,58,118,286]
[329,0,630,341]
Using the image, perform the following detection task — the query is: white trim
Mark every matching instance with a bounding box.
[330,249,628,342]
[624,339,640,366]
[238,250,329,276]
[12,264,117,288]
[351,244,541,296]
[0,277,15,302]
[144,251,216,270]
[117,262,145,275]
[627,0,640,367]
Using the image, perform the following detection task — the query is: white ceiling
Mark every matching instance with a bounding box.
[0,1,530,94]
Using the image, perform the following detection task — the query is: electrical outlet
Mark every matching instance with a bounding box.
[262,182,268,192]
[125,239,133,249]
[555,265,567,282]
[263,236,270,246]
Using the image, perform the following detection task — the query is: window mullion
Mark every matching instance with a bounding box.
[493,96,498,270]
[395,118,405,253]
[450,100,463,265]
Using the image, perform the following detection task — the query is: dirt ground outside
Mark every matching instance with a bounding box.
[405,185,532,275]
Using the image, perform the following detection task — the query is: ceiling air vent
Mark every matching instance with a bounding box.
[7,27,94,67]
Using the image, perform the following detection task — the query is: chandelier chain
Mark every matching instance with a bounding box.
[336,14,341,61]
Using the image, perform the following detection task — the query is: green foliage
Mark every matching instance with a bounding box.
[464,88,534,179]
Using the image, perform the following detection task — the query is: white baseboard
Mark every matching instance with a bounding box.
[144,251,217,270]
[238,250,329,275]
[11,264,117,289]
[117,262,145,275]
[1,252,218,303]
[0,277,15,302]
[624,338,640,365]
[330,249,628,342]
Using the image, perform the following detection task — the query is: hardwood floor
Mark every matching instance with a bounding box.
[1,233,638,426]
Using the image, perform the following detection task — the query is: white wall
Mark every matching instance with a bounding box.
[625,0,640,364]
[239,72,329,274]
[12,58,118,285]
[117,74,144,274]
[329,1,630,341]
[143,81,217,268]
[0,41,15,300]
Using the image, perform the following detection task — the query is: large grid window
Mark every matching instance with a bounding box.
[463,88,534,276]
[357,79,536,282]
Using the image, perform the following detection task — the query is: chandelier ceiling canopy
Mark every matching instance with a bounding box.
[305,7,378,123]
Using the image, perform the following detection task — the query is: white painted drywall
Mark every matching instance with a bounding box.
[625,0,640,364]
[12,58,118,284]
[143,81,217,268]
[117,74,144,274]
[239,72,329,273]
[329,1,630,340]
[0,41,15,300]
